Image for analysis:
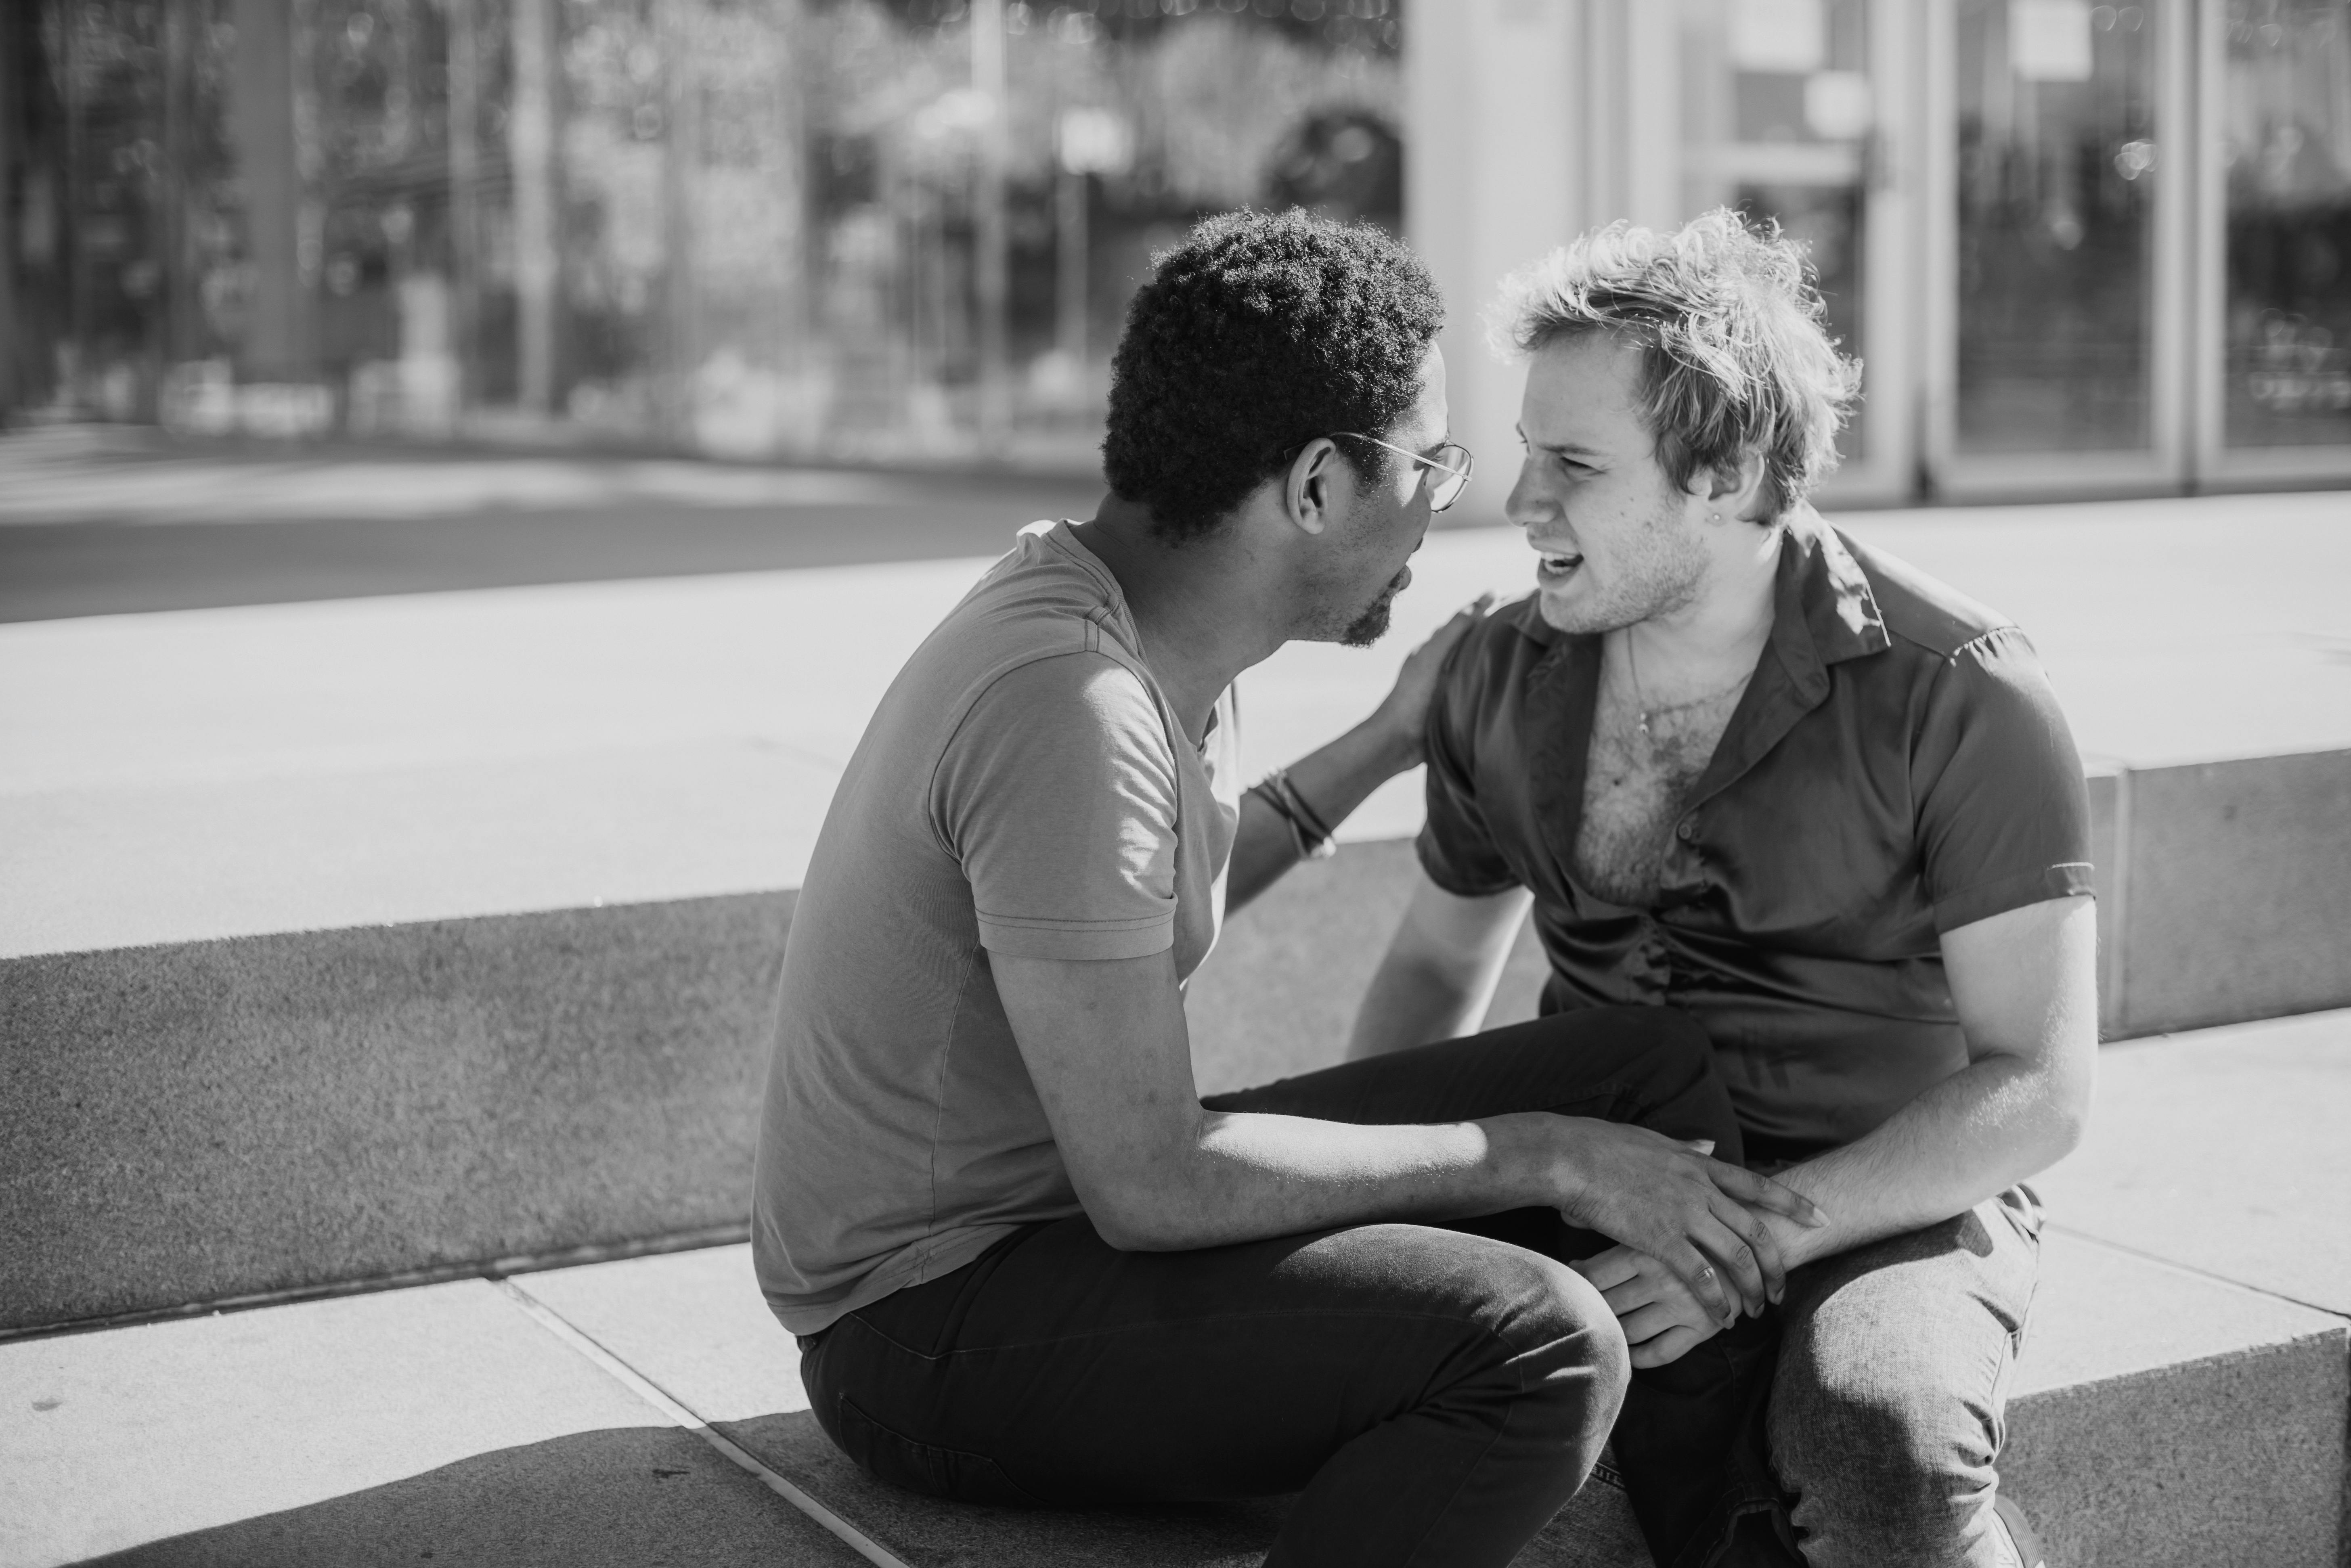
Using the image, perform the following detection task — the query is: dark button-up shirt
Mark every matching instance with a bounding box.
[1418,511,2093,1148]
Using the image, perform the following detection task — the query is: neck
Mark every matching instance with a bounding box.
[1625,517,1783,682]
[1071,496,1286,742]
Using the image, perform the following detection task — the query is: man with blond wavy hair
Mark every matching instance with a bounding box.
[1351,210,2093,1568]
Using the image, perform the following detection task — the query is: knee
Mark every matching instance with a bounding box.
[1485,1252,1632,1442]
[1773,1356,1991,1488]
[1769,1334,2001,1561]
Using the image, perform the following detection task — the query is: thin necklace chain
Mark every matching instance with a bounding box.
[1624,628,1653,738]
[1622,626,1756,743]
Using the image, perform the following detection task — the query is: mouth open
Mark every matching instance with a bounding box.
[1535,550,1583,582]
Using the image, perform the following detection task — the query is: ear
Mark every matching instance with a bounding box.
[1701,449,1773,523]
[1285,438,1345,538]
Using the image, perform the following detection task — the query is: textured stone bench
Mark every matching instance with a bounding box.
[6,1013,2345,1568]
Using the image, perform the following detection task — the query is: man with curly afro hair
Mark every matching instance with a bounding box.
[754,208,1818,1568]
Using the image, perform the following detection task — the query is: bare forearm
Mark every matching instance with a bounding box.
[1226,715,1418,911]
[1346,881,1531,1060]
[1100,1109,1555,1251]
[1760,1052,2086,1269]
[1345,947,1493,1059]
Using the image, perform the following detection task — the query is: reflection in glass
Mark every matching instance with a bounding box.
[2,1,1405,460]
[1955,0,2160,453]
[1681,0,1873,461]
[2222,0,2351,448]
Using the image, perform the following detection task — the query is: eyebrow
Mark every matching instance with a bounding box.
[1516,424,1603,458]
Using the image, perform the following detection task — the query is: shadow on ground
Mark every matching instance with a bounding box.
[0,494,1100,622]
[71,1425,862,1566]
[723,1410,1289,1568]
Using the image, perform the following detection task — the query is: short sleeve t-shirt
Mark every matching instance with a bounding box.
[1416,512,2093,1150]
[752,522,1242,1336]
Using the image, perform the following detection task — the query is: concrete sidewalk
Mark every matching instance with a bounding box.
[6,490,2348,959]
[8,1009,2346,1568]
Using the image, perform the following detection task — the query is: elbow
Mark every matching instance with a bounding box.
[1091,1210,1189,1253]
[1095,1224,1167,1254]
[2037,1068,2095,1166]
[1083,1185,1192,1253]
[2043,1103,2088,1165]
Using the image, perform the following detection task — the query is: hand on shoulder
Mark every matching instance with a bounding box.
[1368,594,1494,766]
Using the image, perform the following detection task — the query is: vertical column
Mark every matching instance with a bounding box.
[660,0,700,445]
[1622,0,1683,231]
[161,0,199,366]
[971,0,1009,445]
[0,3,17,417]
[509,0,561,415]
[62,0,89,393]
[231,0,314,382]
[772,0,811,450]
[1404,0,1584,522]
[446,0,481,410]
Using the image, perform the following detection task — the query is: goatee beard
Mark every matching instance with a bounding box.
[1339,598,1391,648]
[1340,579,1406,647]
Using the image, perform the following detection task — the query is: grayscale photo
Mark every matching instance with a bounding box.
[2,3,2346,1566]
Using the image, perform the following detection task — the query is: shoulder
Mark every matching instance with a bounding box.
[920,542,1158,735]
[939,647,1166,783]
[1438,592,1563,710]
[1834,528,2017,661]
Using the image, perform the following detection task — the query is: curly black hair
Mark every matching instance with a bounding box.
[1102,209,1444,543]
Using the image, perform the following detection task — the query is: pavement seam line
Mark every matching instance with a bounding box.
[493,1277,914,1568]
[2045,1223,2351,1323]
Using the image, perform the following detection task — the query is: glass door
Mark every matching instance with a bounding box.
[1674,0,1917,504]
[1926,0,2194,495]
[2195,0,2351,482]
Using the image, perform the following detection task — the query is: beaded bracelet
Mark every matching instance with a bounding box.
[1250,767,1338,860]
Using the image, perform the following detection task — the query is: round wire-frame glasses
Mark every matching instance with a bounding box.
[1331,431,1476,512]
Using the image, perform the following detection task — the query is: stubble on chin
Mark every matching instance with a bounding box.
[1534,576,1642,636]
[1536,529,1710,636]
[1337,565,1414,647]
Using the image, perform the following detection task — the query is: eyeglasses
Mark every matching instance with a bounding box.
[1331,432,1476,513]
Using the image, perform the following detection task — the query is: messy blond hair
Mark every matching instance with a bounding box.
[1490,210,1861,515]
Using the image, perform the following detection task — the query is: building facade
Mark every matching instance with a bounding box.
[1412,0,2351,513]
[0,0,1402,465]
[5,0,2346,507]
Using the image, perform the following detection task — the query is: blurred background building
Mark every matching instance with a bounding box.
[3,0,2347,506]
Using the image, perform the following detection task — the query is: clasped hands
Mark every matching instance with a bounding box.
[1552,1121,1827,1369]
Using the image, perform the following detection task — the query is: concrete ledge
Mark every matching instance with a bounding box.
[8,749,2351,1331]
[0,895,791,1332]
[2113,749,2351,1034]
[2003,1233,2350,1568]
[522,1234,2347,1568]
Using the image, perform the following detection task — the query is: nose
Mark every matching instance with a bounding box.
[1504,452,1551,532]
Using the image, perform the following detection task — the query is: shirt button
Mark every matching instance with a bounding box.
[1676,819,1695,842]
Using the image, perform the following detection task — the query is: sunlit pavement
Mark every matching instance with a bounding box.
[2,444,2345,959]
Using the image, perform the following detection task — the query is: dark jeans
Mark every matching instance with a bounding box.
[797,1006,1742,1568]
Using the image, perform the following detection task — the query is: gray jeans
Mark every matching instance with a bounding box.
[1766,1187,2041,1567]
[1612,1185,2041,1568]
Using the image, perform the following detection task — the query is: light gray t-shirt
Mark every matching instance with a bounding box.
[752,522,1242,1335]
